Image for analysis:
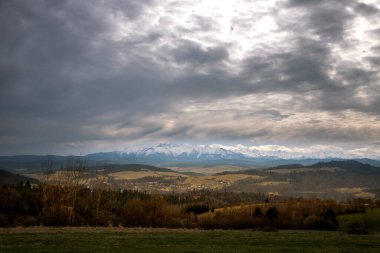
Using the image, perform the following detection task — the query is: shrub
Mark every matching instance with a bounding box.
[303,215,320,230]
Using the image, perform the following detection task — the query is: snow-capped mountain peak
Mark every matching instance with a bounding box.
[122,143,244,160]
[119,143,380,160]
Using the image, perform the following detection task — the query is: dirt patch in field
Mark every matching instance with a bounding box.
[256,181,289,186]
[169,165,254,175]
[183,174,264,189]
[335,187,376,199]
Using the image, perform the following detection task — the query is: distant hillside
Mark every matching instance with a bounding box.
[305,160,380,174]
[354,158,380,167]
[0,155,89,172]
[214,160,380,199]
[219,160,380,176]
[0,169,39,185]
[272,160,380,174]
[1,159,379,199]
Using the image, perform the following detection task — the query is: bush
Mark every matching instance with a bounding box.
[186,205,210,215]
[0,213,10,226]
[22,215,37,226]
[303,215,319,230]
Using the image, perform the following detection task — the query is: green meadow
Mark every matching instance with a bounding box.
[1,227,379,253]
[338,207,380,233]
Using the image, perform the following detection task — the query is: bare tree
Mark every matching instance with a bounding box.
[40,158,88,225]
[63,158,87,225]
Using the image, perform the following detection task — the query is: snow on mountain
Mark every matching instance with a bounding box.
[122,143,242,159]
[117,143,380,160]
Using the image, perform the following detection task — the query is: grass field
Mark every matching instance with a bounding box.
[1,227,379,253]
[338,208,380,232]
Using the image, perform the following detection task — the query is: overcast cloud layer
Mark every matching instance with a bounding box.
[1,0,380,156]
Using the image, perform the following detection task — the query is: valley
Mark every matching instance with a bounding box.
[3,159,379,200]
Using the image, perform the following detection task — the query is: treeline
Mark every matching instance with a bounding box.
[1,182,378,230]
[0,182,263,227]
[196,199,372,230]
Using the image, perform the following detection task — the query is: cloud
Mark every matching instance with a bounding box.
[170,39,230,69]
[286,1,356,30]
[0,0,379,155]
[354,2,380,15]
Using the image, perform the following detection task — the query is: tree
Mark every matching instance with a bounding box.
[253,207,263,219]
[64,158,87,225]
[40,158,87,226]
[265,207,278,221]
[320,207,338,230]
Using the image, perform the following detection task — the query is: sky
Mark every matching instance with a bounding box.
[0,0,380,156]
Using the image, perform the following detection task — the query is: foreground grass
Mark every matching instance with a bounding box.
[338,208,380,232]
[1,227,379,253]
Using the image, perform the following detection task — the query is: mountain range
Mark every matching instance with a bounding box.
[0,143,379,171]
[115,143,380,160]
[85,143,380,167]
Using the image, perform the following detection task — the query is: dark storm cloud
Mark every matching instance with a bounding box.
[109,0,156,20]
[285,0,313,6]
[0,0,171,154]
[284,0,355,42]
[307,9,352,42]
[239,39,357,117]
[242,38,336,92]
[169,36,343,105]
[367,57,380,67]
[237,1,379,115]
[354,2,380,15]
[169,74,251,100]
[171,39,229,65]
[0,0,379,154]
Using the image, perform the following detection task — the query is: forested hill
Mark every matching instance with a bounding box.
[216,160,380,175]
[309,160,380,174]
[270,160,380,174]
[0,169,38,184]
